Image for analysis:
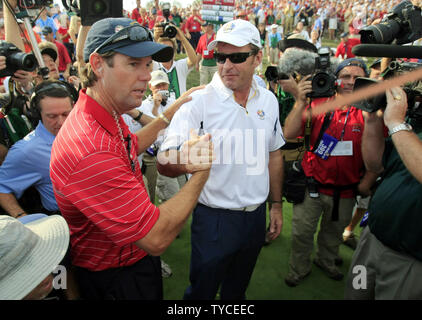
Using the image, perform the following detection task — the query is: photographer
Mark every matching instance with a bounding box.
[344,86,422,299]
[153,23,197,99]
[283,57,378,287]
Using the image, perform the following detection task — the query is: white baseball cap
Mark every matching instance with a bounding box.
[271,24,278,29]
[208,19,262,51]
[150,70,170,87]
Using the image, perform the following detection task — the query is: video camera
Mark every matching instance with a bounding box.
[359,0,422,45]
[353,61,422,118]
[17,0,53,10]
[352,0,422,119]
[265,46,337,98]
[159,2,177,38]
[0,41,38,78]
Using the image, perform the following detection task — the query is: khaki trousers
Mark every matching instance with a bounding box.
[142,154,157,203]
[199,65,218,85]
[288,189,355,278]
[345,227,422,299]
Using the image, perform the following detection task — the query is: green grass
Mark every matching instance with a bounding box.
[161,39,362,300]
[161,202,360,300]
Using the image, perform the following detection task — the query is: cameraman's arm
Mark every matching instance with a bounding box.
[177,27,197,69]
[0,193,27,218]
[384,87,422,183]
[282,75,312,139]
[4,0,25,52]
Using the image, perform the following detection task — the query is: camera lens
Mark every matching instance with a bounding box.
[163,25,177,38]
[9,52,37,72]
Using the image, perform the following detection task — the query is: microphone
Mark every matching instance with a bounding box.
[352,44,422,58]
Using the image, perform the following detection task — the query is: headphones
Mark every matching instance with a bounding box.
[28,80,78,125]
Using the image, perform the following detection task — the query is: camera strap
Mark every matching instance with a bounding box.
[305,110,333,152]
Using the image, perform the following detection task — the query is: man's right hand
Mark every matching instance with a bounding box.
[0,56,6,71]
[279,74,312,104]
[180,129,214,174]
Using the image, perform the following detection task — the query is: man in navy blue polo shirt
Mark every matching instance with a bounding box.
[0,81,74,218]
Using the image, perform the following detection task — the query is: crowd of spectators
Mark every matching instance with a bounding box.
[0,0,422,301]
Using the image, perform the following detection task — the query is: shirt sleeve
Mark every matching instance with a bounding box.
[0,143,42,198]
[62,151,159,247]
[160,95,203,152]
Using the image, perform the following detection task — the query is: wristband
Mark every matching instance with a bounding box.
[159,113,170,124]
[133,111,143,122]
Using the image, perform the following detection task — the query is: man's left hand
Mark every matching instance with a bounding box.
[384,87,408,129]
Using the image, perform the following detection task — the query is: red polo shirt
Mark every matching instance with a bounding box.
[50,90,159,271]
[301,99,365,198]
[185,15,203,33]
[196,32,216,59]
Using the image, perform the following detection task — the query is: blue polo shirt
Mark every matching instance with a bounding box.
[0,122,58,211]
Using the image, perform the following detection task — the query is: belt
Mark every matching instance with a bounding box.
[229,204,261,212]
[198,203,261,212]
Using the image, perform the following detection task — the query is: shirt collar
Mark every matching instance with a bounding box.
[35,121,56,145]
[209,72,260,103]
[77,89,129,137]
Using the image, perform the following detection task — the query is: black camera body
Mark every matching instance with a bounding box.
[354,60,422,118]
[159,22,177,38]
[265,46,336,98]
[360,0,422,44]
[17,0,53,10]
[308,47,337,98]
[0,41,38,78]
[69,66,78,77]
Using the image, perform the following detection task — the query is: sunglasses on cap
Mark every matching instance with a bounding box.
[94,24,154,54]
[214,51,257,64]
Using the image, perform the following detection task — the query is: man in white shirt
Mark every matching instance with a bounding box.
[157,19,285,300]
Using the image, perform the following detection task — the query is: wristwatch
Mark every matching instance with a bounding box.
[388,122,413,136]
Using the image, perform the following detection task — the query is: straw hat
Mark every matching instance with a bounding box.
[0,214,69,300]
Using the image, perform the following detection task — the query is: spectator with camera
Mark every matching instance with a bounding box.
[153,22,197,99]
[282,57,378,287]
[344,85,422,299]
[184,7,204,50]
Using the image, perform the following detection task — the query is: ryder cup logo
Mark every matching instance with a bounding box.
[257,109,265,120]
[222,22,236,33]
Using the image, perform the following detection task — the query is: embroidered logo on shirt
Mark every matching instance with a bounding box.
[257,109,265,120]
[351,123,362,133]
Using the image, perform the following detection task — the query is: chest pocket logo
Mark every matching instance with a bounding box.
[257,109,265,120]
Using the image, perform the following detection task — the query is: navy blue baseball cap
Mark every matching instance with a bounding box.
[335,58,369,77]
[83,18,173,63]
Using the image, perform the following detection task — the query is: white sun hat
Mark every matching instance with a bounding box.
[207,19,262,51]
[0,214,70,300]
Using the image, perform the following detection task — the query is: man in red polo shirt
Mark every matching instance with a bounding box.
[282,58,378,287]
[335,32,361,60]
[185,7,204,50]
[50,18,214,300]
[195,22,216,85]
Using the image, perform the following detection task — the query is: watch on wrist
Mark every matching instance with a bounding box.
[388,122,413,136]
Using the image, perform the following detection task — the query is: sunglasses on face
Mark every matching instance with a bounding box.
[214,51,257,64]
[94,25,154,54]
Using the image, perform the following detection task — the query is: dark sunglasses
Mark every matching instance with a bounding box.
[214,51,257,64]
[94,24,153,54]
